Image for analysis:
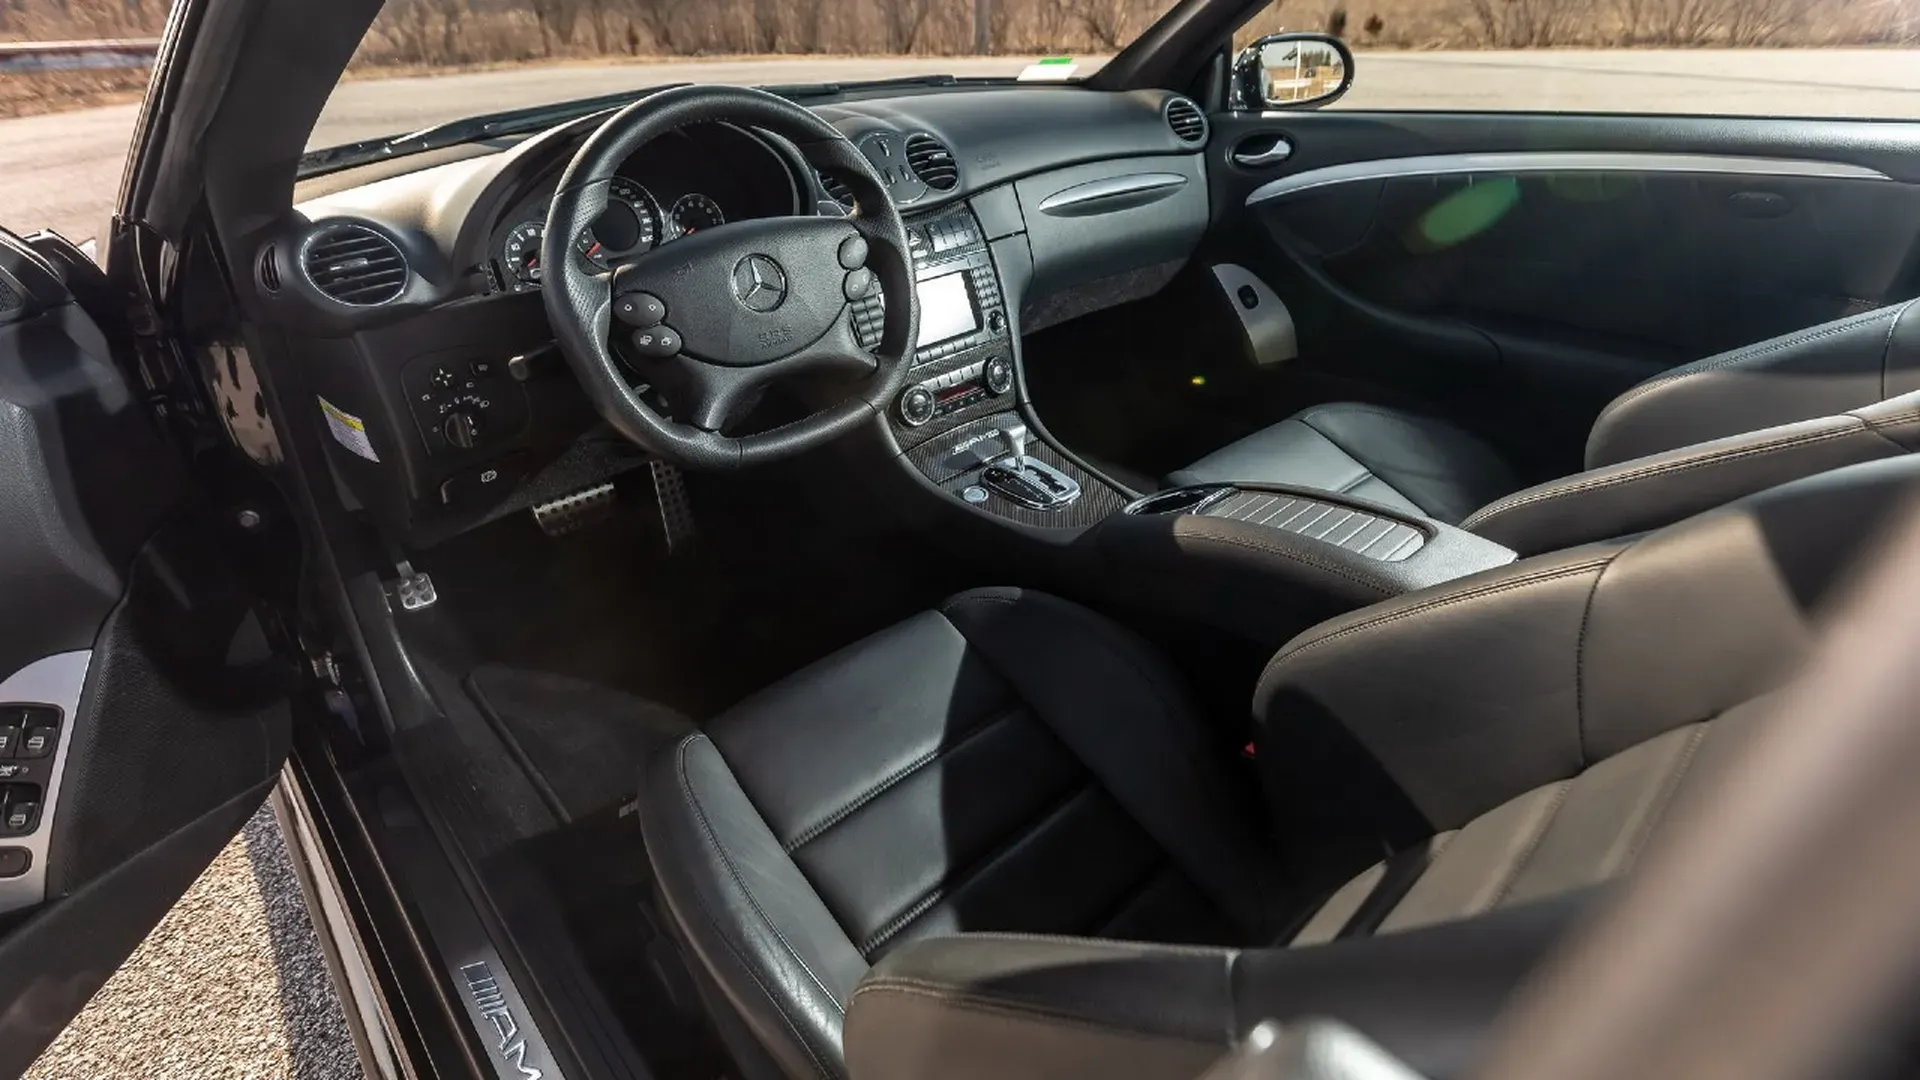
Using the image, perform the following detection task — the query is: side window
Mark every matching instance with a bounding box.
[1231,3,1917,118]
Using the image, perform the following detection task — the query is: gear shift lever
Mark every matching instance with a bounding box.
[997,420,1030,467]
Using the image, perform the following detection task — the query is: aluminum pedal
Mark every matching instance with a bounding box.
[531,482,617,537]
[650,460,698,553]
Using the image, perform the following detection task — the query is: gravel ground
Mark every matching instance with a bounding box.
[22,804,366,1080]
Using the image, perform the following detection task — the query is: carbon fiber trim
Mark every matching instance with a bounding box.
[907,413,1126,528]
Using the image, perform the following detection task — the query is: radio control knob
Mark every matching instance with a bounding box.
[984,357,1013,395]
[899,385,936,427]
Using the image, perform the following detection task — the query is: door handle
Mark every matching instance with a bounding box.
[1232,136,1294,167]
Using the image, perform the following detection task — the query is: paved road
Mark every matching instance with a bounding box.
[9,49,1920,242]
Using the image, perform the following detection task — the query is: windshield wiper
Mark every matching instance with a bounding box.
[298,86,682,176]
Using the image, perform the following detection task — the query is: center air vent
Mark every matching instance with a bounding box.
[1165,97,1208,144]
[904,133,958,191]
[302,223,407,306]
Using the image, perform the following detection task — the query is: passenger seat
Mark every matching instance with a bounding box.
[1170,300,1920,549]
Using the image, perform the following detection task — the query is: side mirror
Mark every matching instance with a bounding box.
[1230,32,1354,111]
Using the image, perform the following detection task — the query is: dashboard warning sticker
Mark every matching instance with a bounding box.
[319,396,380,463]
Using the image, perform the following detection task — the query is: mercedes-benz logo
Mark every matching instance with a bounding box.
[731,254,787,313]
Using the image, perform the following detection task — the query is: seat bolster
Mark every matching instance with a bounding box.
[846,898,1594,1080]
[1585,299,1920,469]
[1461,408,1910,557]
[938,588,1290,939]
[846,934,1236,1080]
[641,731,870,1080]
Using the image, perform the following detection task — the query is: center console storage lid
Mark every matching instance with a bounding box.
[1094,485,1518,647]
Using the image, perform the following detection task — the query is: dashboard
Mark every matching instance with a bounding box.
[488,123,801,293]
[263,85,1212,545]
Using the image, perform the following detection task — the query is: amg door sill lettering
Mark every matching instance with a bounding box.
[461,961,543,1080]
[1244,151,1892,206]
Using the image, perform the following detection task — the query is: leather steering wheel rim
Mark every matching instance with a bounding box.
[543,85,918,470]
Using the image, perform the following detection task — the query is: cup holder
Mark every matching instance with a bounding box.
[1124,485,1235,515]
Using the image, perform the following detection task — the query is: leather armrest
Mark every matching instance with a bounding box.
[1092,485,1517,646]
[1466,394,1920,557]
[844,895,1594,1080]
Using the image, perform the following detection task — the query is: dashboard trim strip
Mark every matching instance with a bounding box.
[1244,151,1893,206]
[1037,172,1190,216]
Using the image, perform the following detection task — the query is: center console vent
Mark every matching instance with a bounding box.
[1164,97,1208,144]
[905,133,958,191]
[302,223,407,306]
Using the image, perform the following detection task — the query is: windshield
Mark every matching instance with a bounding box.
[307,0,1169,152]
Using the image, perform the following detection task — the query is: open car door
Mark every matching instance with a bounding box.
[0,4,304,1071]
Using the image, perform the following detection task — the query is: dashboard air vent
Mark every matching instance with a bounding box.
[904,133,958,191]
[1165,97,1208,144]
[819,172,856,210]
[302,223,407,306]
[257,245,281,292]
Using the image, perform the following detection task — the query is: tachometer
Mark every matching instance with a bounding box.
[670,193,725,237]
[502,221,545,289]
[578,177,660,268]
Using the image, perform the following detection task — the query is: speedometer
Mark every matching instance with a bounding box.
[578,177,660,269]
[502,221,544,289]
[670,193,725,237]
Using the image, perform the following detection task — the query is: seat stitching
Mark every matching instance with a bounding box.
[1480,780,1575,914]
[784,703,1025,853]
[859,785,1094,956]
[1462,424,1864,529]
[1572,557,1611,770]
[1595,307,1899,428]
[676,737,850,1017]
[849,981,1223,1046]
[1622,723,1712,864]
[1875,300,1916,402]
[1262,556,1615,683]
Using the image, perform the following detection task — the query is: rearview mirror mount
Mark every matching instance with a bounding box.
[1231,32,1354,111]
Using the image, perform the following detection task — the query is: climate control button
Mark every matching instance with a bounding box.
[899,386,936,427]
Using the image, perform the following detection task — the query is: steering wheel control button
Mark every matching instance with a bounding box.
[731,255,788,313]
[614,292,667,328]
[630,326,683,359]
[0,847,28,878]
[984,357,1013,395]
[844,268,876,301]
[899,386,936,427]
[962,485,989,505]
[838,235,868,269]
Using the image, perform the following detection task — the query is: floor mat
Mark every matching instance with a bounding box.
[466,663,695,823]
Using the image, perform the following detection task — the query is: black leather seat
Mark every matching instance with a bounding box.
[1171,300,1920,540]
[640,457,1920,1080]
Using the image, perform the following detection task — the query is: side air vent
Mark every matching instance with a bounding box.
[904,133,958,191]
[257,245,281,292]
[301,223,407,306]
[1165,97,1208,144]
[819,172,856,210]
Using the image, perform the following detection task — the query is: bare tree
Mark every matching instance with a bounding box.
[878,0,933,51]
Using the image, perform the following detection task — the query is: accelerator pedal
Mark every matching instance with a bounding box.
[532,482,617,537]
[649,460,698,553]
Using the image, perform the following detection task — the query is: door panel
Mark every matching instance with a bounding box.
[1203,111,1920,474]
[0,230,291,1078]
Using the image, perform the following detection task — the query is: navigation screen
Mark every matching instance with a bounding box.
[916,272,978,349]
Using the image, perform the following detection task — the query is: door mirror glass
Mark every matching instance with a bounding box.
[1231,32,1354,111]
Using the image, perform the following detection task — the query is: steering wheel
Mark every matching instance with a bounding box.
[542,85,919,469]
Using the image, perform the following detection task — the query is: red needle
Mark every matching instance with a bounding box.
[586,242,603,257]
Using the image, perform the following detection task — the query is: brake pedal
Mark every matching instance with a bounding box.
[650,460,698,553]
[532,482,617,537]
